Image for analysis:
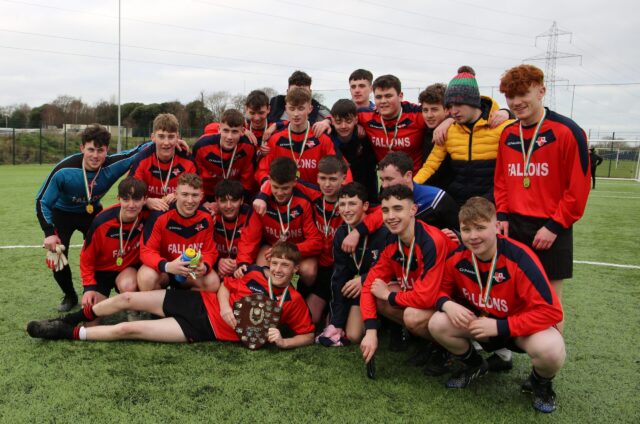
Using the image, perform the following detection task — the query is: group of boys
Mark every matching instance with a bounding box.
[28,64,591,414]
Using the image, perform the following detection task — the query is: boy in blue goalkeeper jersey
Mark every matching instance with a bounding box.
[35,124,173,312]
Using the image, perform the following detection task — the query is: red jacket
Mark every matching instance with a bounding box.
[201,265,314,341]
[236,187,322,265]
[361,220,456,329]
[256,125,338,185]
[130,145,196,199]
[141,206,218,274]
[437,235,563,337]
[494,109,591,232]
[358,101,426,173]
[80,204,146,289]
[192,134,257,199]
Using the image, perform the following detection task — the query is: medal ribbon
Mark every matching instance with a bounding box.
[221,144,238,180]
[380,109,403,150]
[518,108,547,180]
[287,121,311,169]
[348,225,368,275]
[221,215,239,257]
[118,209,139,259]
[276,196,293,240]
[321,198,338,237]
[470,252,498,305]
[154,153,175,196]
[82,162,102,207]
[268,276,289,308]
[397,236,416,290]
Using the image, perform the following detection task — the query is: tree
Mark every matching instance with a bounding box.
[185,100,212,134]
[130,103,162,136]
[259,87,278,99]
[95,101,118,125]
[229,94,247,111]
[29,106,43,128]
[9,108,29,128]
[203,91,230,121]
[121,102,144,128]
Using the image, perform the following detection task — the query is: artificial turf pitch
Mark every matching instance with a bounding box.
[0,165,638,423]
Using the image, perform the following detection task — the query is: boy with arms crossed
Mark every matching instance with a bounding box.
[429,197,564,413]
[130,113,196,212]
[27,242,314,349]
[317,182,389,347]
[79,177,147,308]
[138,173,220,292]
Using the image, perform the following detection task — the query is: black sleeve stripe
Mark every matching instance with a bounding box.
[547,109,590,175]
[143,211,164,243]
[35,155,83,229]
[415,224,437,279]
[129,144,155,174]
[84,207,119,248]
[501,238,553,305]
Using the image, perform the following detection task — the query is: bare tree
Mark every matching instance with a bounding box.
[229,94,247,111]
[203,91,230,121]
[259,87,278,99]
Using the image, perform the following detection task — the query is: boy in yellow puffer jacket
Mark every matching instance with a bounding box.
[414,68,513,206]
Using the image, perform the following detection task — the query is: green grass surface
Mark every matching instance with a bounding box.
[0,165,639,423]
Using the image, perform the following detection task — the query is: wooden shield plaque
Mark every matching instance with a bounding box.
[233,293,282,350]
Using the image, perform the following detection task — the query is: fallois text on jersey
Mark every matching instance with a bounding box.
[507,162,549,177]
[111,242,140,258]
[370,136,411,148]
[168,242,204,255]
[461,287,509,313]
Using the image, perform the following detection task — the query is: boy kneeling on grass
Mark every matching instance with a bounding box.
[27,242,315,349]
[428,196,565,413]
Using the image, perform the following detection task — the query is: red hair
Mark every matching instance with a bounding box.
[499,64,544,97]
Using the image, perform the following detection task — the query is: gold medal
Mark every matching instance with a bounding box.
[86,204,94,214]
[523,176,530,188]
[296,170,300,179]
[116,256,123,266]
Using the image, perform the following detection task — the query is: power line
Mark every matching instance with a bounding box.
[191,0,522,61]
[359,0,532,39]
[0,0,510,72]
[0,44,346,82]
[270,0,534,48]
[448,0,551,23]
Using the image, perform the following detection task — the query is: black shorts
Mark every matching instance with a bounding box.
[311,266,333,302]
[92,271,120,297]
[162,290,216,343]
[92,265,141,297]
[508,214,573,280]
[477,336,525,354]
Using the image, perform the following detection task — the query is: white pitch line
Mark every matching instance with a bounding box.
[1,244,638,270]
[573,260,640,270]
[589,195,640,199]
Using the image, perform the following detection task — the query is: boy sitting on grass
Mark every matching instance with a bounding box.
[27,242,314,349]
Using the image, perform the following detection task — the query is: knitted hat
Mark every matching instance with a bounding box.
[444,71,481,108]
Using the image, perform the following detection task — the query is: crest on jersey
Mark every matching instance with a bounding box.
[536,136,547,147]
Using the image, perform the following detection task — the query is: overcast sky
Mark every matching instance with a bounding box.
[1,0,639,139]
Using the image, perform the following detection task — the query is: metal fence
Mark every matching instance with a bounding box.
[0,127,204,165]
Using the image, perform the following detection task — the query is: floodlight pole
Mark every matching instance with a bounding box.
[117,0,122,152]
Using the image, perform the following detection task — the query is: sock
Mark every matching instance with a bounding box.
[532,368,554,385]
[61,305,97,326]
[455,345,483,367]
[495,348,512,361]
[70,326,80,340]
